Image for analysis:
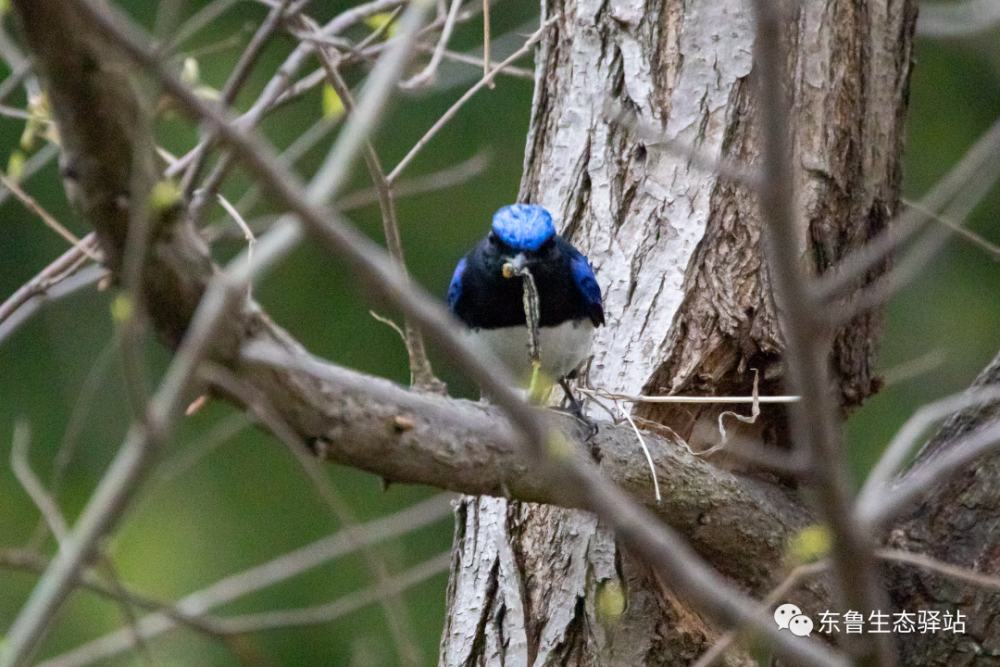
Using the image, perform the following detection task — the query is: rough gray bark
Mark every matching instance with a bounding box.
[887,353,1000,667]
[37,1,1000,667]
[440,0,917,662]
[10,0,810,576]
[8,7,828,663]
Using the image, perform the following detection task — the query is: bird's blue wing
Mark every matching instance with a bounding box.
[447,257,467,313]
[570,253,605,326]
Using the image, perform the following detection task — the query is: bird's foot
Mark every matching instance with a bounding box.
[556,379,599,440]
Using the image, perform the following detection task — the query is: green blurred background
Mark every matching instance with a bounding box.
[0,1,998,665]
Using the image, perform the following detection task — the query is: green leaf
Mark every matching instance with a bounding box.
[150,180,183,212]
[6,150,25,182]
[364,12,399,38]
[111,295,134,323]
[322,84,345,120]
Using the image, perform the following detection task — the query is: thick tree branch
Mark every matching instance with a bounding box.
[239,337,810,589]
[9,2,848,665]
[885,350,1000,666]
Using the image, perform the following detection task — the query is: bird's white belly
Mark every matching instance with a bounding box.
[469,320,595,386]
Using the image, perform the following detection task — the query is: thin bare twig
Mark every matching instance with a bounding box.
[286,4,492,91]
[881,349,947,387]
[0,265,104,346]
[387,17,557,183]
[164,0,408,180]
[12,423,70,543]
[877,548,1000,590]
[181,0,413,230]
[857,385,1000,512]
[0,172,99,259]
[0,549,263,665]
[622,410,661,502]
[216,115,339,229]
[308,1,432,204]
[138,412,249,507]
[180,0,295,199]
[832,149,1000,322]
[180,31,248,61]
[0,20,30,75]
[37,496,455,667]
[0,268,245,667]
[337,149,489,210]
[319,57,443,392]
[165,0,240,51]
[28,339,118,550]
[254,0,491,109]
[399,0,463,88]
[0,232,99,330]
[216,194,256,305]
[903,197,1000,259]
[691,560,831,667]
[317,1,487,66]
[201,362,426,667]
[225,141,488,240]
[814,116,1000,303]
[215,552,452,633]
[750,0,892,663]
[0,57,33,105]
[587,391,801,404]
[414,43,534,78]
[225,149,489,241]
[0,143,59,208]
[481,0,491,87]
[11,424,158,664]
[861,417,1000,532]
[0,104,31,119]
[42,6,846,665]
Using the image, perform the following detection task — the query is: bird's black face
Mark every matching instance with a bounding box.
[447,203,604,331]
[482,231,560,278]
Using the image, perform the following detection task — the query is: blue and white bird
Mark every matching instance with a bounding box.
[447,204,604,395]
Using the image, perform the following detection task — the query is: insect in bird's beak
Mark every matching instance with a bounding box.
[502,252,528,279]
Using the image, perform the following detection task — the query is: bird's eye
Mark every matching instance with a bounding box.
[488,232,499,246]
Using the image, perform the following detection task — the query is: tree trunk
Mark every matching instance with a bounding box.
[888,352,1000,666]
[440,0,916,662]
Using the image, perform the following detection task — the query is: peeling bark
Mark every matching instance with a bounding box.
[443,0,916,662]
[11,1,942,665]
[12,1,815,647]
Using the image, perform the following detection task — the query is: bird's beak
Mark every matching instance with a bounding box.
[501,252,528,279]
[507,252,527,271]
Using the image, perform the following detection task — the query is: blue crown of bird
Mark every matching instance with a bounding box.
[448,204,604,400]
